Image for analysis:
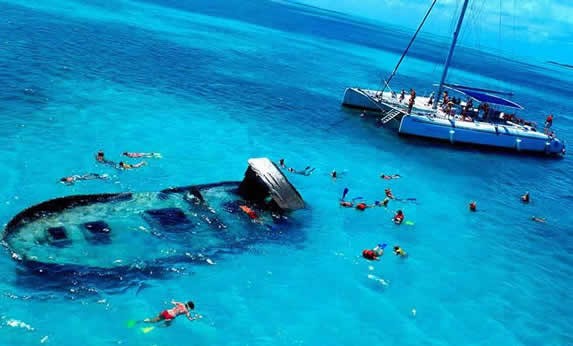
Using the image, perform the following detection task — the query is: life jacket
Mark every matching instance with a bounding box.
[356,203,367,211]
[394,213,404,223]
[362,249,376,260]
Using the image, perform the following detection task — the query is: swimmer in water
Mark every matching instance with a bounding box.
[330,170,337,179]
[59,173,109,185]
[278,158,286,168]
[531,216,546,223]
[469,201,477,212]
[340,201,353,207]
[521,192,530,203]
[362,244,385,261]
[144,300,200,324]
[123,152,161,159]
[385,188,395,199]
[381,174,401,180]
[393,210,404,224]
[287,166,315,176]
[118,161,147,170]
[95,150,115,166]
[393,245,407,257]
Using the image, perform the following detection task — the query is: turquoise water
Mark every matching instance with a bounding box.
[1,0,572,345]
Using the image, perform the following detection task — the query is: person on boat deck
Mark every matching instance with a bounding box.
[399,89,406,103]
[407,88,416,113]
[443,101,453,115]
[426,92,435,106]
[465,98,473,110]
[478,103,490,121]
[545,114,553,130]
[144,300,199,324]
[60,173,108,185]
[118,161,146,170]
[393,210,405,224]
[521,192,530,203]
[442,91,449,105]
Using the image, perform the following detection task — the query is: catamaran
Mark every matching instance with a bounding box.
[341,0,566,156]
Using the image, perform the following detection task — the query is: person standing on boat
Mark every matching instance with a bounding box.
[426,92,435,106]
[442,91,449,106]
[407,88,416,114]
[399,89,406,103]
[545,114,553,132]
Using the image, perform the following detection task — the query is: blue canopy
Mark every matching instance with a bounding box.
[443,84,524,109]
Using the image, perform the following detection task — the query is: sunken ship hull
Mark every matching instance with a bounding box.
[2,158,304,270]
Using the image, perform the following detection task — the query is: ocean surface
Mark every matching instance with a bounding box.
[0,0,572,345]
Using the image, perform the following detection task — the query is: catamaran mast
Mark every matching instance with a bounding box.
[433,0,470,109]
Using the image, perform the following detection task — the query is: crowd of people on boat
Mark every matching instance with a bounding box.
[386,88,558,135]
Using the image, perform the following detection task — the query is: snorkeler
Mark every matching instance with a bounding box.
[393,245,407,257]
[330,170,337,179]
[385,188,395,199]
[118,161,147,170]
[340,201,354,208]
[123,152,162,159]
[144,300,200,324]
[278,158,286,168]
[95,150,115,166]
[381,174,401,180]
[521,192,530,203]
[287,166,315,176]
[362,244,386,261]
[393,210,404,224]
[469,201,477,212]
[531,216,546,223]
[60,173,109,185]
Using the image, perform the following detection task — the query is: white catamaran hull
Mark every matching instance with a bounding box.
[398,114,566,154]
[342,87,434,112]
[342,88,390,111]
